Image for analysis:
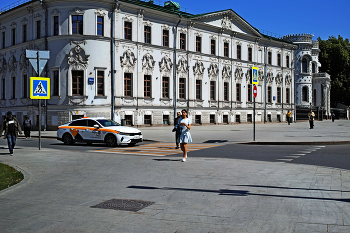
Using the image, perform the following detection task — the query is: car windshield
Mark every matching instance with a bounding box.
[97,119,120,127]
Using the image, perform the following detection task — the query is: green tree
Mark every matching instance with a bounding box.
[318,36,350,106]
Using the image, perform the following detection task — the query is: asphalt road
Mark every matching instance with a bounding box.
[1,137,349,170]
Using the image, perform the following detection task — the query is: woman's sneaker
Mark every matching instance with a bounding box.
[181,158,186,162]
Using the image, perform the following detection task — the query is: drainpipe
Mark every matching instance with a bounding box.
[111,1,118,121]
[264,37,271,123]
[173,14,182,120]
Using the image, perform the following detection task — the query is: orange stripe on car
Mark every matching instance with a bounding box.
[58,126,118,134]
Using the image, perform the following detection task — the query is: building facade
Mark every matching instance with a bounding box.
[0,0,297,129]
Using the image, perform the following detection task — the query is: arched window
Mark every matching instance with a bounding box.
[302,86,308,102]
[302,58,308,73]
[312,63,316,73]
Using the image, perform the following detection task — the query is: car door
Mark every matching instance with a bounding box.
[85,119,102,141]
[68,119,88,141]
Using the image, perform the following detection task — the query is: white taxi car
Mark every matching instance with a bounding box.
[57,117,143,146]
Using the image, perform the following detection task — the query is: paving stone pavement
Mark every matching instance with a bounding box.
[0,120,349,232]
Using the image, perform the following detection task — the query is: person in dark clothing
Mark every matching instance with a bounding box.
[331,112,335,122]
[23,115,32,139]
[174,112,182,149]
[0,111,23,156]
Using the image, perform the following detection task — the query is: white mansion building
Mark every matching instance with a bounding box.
[0,0,330,129]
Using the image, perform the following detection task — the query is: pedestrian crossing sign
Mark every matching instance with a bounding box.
[252,67,258,85]
[30,77,50,99]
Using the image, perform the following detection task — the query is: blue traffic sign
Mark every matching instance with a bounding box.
[30,77,50,99]
[252,67,258,85]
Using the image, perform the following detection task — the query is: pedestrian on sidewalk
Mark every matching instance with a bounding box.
[173,112,182,149]
[308,109,315,129]
[331,112,335,122]
[0,111,23,156]
[179,109,192,162]
[286,110,291,125]
[23,115,32,139]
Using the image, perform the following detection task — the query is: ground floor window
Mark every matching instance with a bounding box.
[223,115,228,124]
[125,115,133,126]
[235,115,240,123]
[277,114,281,122]
[144,115,151,125]
[72,70,84,96]
[210,114,215,124]
[247,114,252,123]
[268,114,272,122]
[195,115,201,124]
[163,115,169,125]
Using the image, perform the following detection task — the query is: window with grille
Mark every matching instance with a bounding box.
[72,16,83,35]
[124,73,132,97]
[196,36,201,53]
[268,52,272,65]
[12,77,15,99]
[180,33,186,50]
[223,115,228,124]
[247,114,252,123]
[53,70,59,96]
[268,86,272,102]
[97,71,104,96]
[97,16,104,36]
[210,81,215,100]
[163,115,169,125]
[277,54,281,66]
[286,88,290,103]
[162,30,169,47]
[125,115,132,126]
[162,77,169,98]
[22,24,27,42]
[144,26,151,44]
[237,45,241,60]
[144,75,151,98]
[53,16,59,36]
[236,84,241,101]
[277,87,281,103]
[179,78,186,99]
[286,56,290,68]
[11,28,15,46]
[23,75,27,98]
[248,47,252,61]
[236,115,240,123]
[224,82,228,101]
[196,80,201,100]
[124,22,132,40]
[144,115,151,125]
[248,84,252,102]
[210,39,215,55]
[224,42,229,57]
[195,115,201,124]
[210,115,215,124]
[72,71,84,96]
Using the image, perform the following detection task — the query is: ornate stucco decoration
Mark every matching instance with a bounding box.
[236,40,242,46]
[222,65,232,81]
[245,68,252,83]
[21,18,28,25]
[247,43,253,48]
[221,15,232,30]
[178,28,187,34]
[52,9,60,16]
[235,67,243,82]
[142,53,155,75]
[120,49,136,72]
[194,31,203,37]
[266,71,274,83]
[223,38,230,43]
[68,40,90,70]
[143,20,153,27]
[161,24,171,31]
[275,73,283,85]
[0,56,7,76]
[8,55,17,74]
[208,63,219,80]
[177,56,189,78]
[34,13,42,21]
[26,6,33,13]
[1,26,6,32]
[258,68,264,82]
[19,52,29,72]
[138,9,144,25]
[193,60,205,79]
[285,74,292,86]
[210,34,217,40]
[95,9,106,16]
[123,14,133,22]
[10,22,17,29]
[159,55,173,74]
[70,8,85,15]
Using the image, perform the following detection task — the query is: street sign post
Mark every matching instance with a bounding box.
[27,50,50,150]
[252,67,258,141]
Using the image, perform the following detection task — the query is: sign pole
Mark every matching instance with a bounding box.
[252,67,258,142]
[37,51,41,150]
[254,91,255,141]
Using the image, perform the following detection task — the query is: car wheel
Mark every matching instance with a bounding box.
[105,134,117,147]
[62,133,74,145]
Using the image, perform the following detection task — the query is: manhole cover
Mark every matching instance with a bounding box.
[91,199,154,212]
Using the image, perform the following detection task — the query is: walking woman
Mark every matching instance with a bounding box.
[179,109,192,162]
[23,115,32,139]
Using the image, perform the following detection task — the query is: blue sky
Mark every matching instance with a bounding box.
[1,0,349,40]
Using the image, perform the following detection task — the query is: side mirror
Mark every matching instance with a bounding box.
[93,124,100,128]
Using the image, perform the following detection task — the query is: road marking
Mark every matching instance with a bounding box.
[291,154,306,156]
[276,159,293,161]
[284,156,300,158]
[93,143,221,156]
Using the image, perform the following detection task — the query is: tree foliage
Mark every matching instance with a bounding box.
[318,36,350,106]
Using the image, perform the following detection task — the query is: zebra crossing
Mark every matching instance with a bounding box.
[93,143,221,156]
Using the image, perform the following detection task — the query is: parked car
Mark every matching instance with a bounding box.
[57,117,143,146]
